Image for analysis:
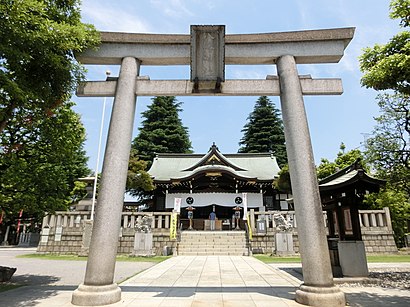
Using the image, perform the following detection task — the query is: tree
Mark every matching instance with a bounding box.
[127,149,154,195]
[317,143,365,180]
[359,0,410,94]
[0,102,90,222]
[364,185,410,247]
[364,93,410,196]
[0,0,99,132]
[238,96,287,167]
[275,164,292,193]
[131,96,192,165]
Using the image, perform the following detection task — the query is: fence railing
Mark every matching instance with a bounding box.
[41,208,392,233]
[42,211,173,230]
[248,207,393,233]
[358,207,393,231]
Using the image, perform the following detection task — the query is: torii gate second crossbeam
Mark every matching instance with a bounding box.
[71,25,354,307]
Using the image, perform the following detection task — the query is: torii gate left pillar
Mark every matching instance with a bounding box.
[72,57,139,305]
[72,25,354,306]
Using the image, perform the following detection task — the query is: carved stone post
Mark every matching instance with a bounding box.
[277,55,345,306]
[72,57,139,306]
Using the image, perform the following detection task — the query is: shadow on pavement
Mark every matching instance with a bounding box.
[121,285,296,300]
[0,274,76,307]
[11,273,60,285]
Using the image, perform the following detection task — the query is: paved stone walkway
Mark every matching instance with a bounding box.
[119,256,303,307]
[1,248,410,306]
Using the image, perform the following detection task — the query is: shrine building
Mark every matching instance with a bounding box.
[148,144,291,228]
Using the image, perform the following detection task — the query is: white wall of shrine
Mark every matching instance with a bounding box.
[165,192,263,208]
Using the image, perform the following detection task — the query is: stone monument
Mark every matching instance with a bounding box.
[274,214,294,255]
[133,216,153,256]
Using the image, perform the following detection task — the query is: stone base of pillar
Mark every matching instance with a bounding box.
[296,284,346,307]
[71,283,121,306]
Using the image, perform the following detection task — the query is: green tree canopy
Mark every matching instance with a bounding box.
[0,102,90,222]
[275,164,292,193]
[359,0,410,94]
[364,92,410,196]
[238,96,287,167]
[0,0,99,132]
[126,149,155,195]
[364,185,410,247]
[316,143,365,180]
[131,96,192,165]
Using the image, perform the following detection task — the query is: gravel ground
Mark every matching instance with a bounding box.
[339,267,410,290]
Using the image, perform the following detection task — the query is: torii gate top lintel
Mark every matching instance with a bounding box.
[76,25,354,97]
[76,26,355,66]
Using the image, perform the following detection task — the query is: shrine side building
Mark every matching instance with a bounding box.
[148,144,292,221]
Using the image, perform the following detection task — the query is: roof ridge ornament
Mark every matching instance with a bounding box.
[182,143,246,172]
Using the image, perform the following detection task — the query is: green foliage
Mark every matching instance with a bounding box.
[275,164,292,193]
[253,255,301,263]
[364,93,410,195]
[18,253,171,263]
[390,0,410,27]
[132,96,192,164]
[68,180,88,205]
[360,0,410,94]
[0,102,90,222]
[0,0,99,132]
[127,149,154,194]
[129,96,191,197]
[254,254,410,263]
[239,96,287,167]
[364,186,410,247]
[317,144,365,179]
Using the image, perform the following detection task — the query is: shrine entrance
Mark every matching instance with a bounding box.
[71,25,354,307]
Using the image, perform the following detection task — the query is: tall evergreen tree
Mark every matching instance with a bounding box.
[238,96,287,167]
[0,102,90,222]
[132,96,192,165]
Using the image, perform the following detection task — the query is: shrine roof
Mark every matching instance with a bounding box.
[319,159,385,191]
[148,144,280,182]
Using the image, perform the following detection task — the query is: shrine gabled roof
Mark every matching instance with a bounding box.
[319,159,385,191]
[148,144,281,182]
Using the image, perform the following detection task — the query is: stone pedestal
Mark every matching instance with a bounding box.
[72,284,121,306]
[133,232,153,256]
[275,231,294,255]
[338,241,369,277]
[1,226,10,246]
[78,220,93,257]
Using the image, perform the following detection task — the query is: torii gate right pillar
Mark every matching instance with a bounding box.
[277,55,346,306]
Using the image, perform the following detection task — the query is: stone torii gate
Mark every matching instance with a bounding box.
[71,25,354,306]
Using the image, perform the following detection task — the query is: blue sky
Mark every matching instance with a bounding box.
[73,0,400,172]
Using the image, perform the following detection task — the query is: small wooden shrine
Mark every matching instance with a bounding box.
[319,159,385,241]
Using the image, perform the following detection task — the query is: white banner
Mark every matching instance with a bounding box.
[174,198,182,213]
[165,193,262,209]
[242,193,248,220]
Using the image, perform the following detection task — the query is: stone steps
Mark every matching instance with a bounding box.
[178,231,248,256]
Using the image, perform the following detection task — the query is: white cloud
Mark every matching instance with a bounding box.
[150,0,194,18]
[81,2,152,33]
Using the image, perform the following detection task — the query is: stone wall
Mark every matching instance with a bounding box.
[37,226,83,254]
[37,208,397,255]
[362,233,397,254]
[249,230,395,255]
[250,231,275,254]
[37,222,177,256]
[118,228,177,255]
